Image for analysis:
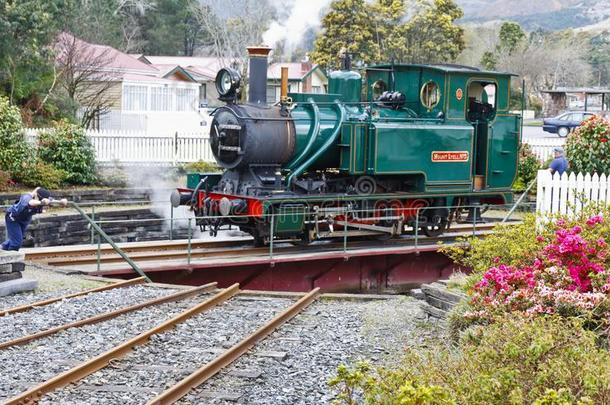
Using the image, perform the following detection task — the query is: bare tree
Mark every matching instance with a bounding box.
[497,32,592,94]
[114,0,156,52]
[55,32,118,128]
[193,1,273,77]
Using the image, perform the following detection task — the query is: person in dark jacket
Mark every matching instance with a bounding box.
[549,147,569,175]
[1,187,67,251]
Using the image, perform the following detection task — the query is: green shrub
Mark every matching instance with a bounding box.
[0,96,32,174]
[37,120,96,184]
[332,316,610,404]
[0,170,12,192]
[514,143,540,191]
[565,115,610,174]
[96,166,128,188]
[182,160,220,173]
[14,161,67,189]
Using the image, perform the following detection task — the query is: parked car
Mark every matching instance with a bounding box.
[543,111,596,137]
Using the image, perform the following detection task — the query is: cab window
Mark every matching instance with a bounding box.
[467,81,497,122]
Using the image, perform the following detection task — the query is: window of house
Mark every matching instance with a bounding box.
[151,86,172,111]
[312,86,321,94]
[176,88,197,111]
[123,85,148,111]
[200,84,207,106]
[266,85,278,103]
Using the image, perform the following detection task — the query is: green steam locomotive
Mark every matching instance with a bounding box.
[172,46,520,245]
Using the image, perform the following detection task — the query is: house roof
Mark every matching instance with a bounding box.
[55,33,200,85]
[142,56,232,80]
[56,33,158,75]
[150,64,198,82]
[267,63,325,81]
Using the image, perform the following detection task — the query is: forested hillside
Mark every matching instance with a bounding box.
[457,0,610,30]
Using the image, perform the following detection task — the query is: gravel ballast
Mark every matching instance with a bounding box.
[182,296,432,404]
[1,281,442,404]
[39,296,296,404]
[0,289,208,402]
[0,285,174,343]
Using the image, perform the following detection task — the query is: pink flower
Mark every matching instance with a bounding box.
[587,215,604,226]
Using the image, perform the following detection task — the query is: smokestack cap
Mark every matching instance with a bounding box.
[247,46,272,58]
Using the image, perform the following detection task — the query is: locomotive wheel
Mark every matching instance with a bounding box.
[421,217,448,237]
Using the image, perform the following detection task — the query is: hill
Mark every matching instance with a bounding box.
[457,0,610,31]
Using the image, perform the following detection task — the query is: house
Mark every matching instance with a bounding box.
[133,55,328,106]
[266,61,328,103]
[56,33,206,134]
[134,56,230,107]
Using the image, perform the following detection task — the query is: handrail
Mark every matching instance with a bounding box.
[285,98,321,170]
[287,101,345,186]
[502,176,537,223]
[70,202,152,282]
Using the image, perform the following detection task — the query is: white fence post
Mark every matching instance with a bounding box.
[523,138,565,163]
[21,128,214,166]
[536,169,610,216]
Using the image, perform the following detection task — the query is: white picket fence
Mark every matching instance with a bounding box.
[524,137,565,162]
[24,128,214,166]
[536,169,610,215]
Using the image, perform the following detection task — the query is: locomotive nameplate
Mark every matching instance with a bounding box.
[431,151,469,162]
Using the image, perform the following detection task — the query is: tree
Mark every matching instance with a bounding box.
[370,0,407,61]
[397,0,465,64]
[0,0,58,104]
[193,0,274,100]
[480,51,497,70]
[310,0,379,69]
[311,0,465,68]
[140,0,208,56]
[589,32,610,87]
[498,21,526,55]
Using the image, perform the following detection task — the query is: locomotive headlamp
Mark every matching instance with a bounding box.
[215,68,241,101]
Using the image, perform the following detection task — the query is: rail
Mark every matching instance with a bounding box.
[5,284,241,405]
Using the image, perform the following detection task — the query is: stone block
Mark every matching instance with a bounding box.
[11,262,25,272]
[0,278,38,297]
[0,271,22,283]
[0,251,24,265]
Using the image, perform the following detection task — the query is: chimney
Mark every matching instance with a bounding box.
[301,57,313,93]
[247,46,272,105]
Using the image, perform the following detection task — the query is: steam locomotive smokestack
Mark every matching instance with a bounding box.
[247,46,272,105]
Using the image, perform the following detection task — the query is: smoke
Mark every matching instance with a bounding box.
[117,165,200,236]
[263,0,332,56]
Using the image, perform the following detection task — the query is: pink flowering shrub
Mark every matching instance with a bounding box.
[565,115,610,174]
[464,213,610,336]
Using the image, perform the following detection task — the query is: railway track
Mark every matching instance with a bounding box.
[24,221,504,271]
[3,283,320,405]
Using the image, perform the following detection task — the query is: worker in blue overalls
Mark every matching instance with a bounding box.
[2,187,67,251]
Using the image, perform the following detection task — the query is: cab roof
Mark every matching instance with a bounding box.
[367,63,517,77]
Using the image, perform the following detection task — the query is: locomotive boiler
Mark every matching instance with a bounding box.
[172,46,520,245]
